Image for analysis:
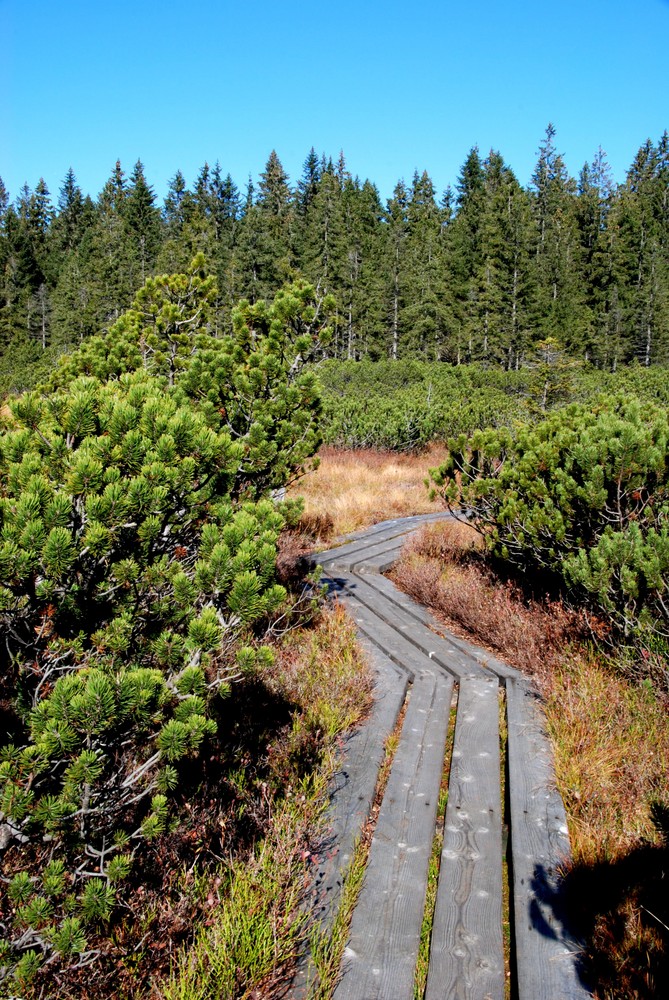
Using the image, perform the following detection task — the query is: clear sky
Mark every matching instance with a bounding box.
[2,0,668,206]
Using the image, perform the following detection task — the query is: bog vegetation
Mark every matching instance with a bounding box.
[1,125,668,999]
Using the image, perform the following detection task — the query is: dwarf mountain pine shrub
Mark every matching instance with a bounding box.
[0,259,332,986]
[431,397,669,645]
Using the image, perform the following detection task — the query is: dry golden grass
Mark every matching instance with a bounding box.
[546,658,669,864]
[290,444,448,537]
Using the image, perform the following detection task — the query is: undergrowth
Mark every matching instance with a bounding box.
[0,605,371,1000]
[163,602,372,1000]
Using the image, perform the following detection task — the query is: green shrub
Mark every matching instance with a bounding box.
[0,259,331,983]
[431,397,669,643]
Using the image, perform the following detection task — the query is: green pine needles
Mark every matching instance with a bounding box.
[0,257,332,989]
[431,396,669,648]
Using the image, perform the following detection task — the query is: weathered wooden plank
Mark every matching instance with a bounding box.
[359,572,519,682]
[338,574,487,680]
[335,583,466,681]
[425,674,504,1000]
[333,669,454,1000]
[338,512,452,545]
[311,513,451,571]
[506,677,591,1000]
[313,530,420,571]
[349,541,406,574]
[318,537,413,574]
[293,647,408,998]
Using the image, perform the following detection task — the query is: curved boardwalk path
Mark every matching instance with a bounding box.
[297,514,591,1000]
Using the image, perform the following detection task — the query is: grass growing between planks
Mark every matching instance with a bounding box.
[289,445,447,537]
[159,604,373,1000]
[306,692,409,999]
[391,519,669,1000]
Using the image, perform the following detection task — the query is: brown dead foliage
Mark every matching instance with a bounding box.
[391,519,584,692]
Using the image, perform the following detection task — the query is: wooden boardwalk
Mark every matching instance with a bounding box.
[296,515,591,1000]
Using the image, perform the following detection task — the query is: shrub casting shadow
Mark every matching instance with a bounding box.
[558,804,669,998]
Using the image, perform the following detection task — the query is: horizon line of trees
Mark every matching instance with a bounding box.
[1,124,668,387]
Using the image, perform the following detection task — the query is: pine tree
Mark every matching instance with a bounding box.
[400,170,447,358]
[233,153,294,303]
[124,160,161,286]
[383,179,410,359]
[0,262,333,979]
[607,136,669,366]
[575,148,616,365]
[0,177,10,346]
[52,168,85,256]
[444,147,486,362]
[86,162,135,328]
[296,147,321,215]
[339,176,385,360]
[529,124,586,351]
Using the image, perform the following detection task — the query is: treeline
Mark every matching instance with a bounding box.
[1,124,669,391]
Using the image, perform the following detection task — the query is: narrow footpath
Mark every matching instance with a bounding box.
[296,514,592,1000]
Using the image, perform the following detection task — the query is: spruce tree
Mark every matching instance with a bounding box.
[400,170,447,358]
[529,125,586,352]
[383,180,410,359]
[124,160,161,286]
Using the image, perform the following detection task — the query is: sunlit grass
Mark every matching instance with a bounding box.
[290,444,447,536]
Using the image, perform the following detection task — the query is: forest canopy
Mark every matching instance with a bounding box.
[1,125,668,398]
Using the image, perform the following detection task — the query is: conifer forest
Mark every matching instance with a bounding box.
[2,125,669,396]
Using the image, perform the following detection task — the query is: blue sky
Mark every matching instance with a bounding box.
[3,0,668,206]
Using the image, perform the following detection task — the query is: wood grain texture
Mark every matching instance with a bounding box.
[426,674,505,1000]
[333,669,454,1000]
[506,677,591,999]
[292,648,408,998]
[359,571,519,681]
[338,573,487,680]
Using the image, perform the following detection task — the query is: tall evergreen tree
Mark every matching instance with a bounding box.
[400,170,447,358]
[124,160,161,285]
[87,162,134,328]
[233,152,293,302]
[529,124,585,350]
[383,179,410,359]
[445,147,486,362]
[296,147,322,215]
[52,168,85,256]
[339,176,385,359]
